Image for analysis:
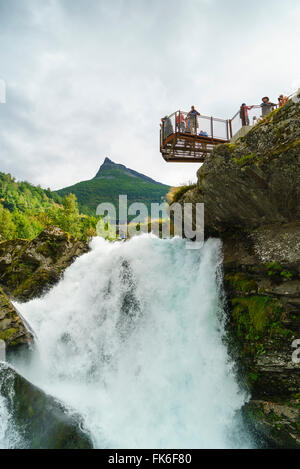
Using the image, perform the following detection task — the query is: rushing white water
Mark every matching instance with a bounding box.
[0,374,23,449]
[2,235,253,448]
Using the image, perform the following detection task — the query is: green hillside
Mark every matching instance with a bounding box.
[56,158,170,217]
[0,172,62,212]
[0,173,97,241]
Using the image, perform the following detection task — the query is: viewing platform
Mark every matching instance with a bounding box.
[160,102,282,162]
[160,110,230,162]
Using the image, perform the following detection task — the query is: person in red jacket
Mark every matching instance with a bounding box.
[240,103,253,126]
[278,94,288,107]
[176,112,185,132]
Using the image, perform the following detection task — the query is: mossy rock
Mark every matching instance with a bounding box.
[243,399,300,449]
[0,226,88,301]
[225,272,258,295]
[0,286,33,350]
[231,295,286,340]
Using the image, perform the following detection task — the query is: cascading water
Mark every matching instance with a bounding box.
[0,235,254,448]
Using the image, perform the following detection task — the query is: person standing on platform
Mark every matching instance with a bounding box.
[240,103,253,126]
[187,106,200,134]
[260,97,276,117]
[278,94,288,107]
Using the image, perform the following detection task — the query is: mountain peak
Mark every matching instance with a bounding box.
[94,158,165,186]
[56,157,170,216]
[94,157,115,176]
[103,157,113,164]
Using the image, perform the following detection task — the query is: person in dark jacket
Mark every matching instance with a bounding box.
[260,97,276,117]
[161,116,173,139]
[187,106,200,134]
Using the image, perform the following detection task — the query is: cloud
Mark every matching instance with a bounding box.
[0,0,299,191]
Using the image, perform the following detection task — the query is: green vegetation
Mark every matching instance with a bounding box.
[0,173,98,241]
[0,327,18,342]
[166,184,196,204]
[0,172,62,212]
[56,159,170,217]
[231,295,286,341]
[225,272,257,294]
[266,262,293,279]
[0,160,167,242]
[232,153,258,166]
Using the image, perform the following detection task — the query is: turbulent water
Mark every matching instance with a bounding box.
[0,235,254,448]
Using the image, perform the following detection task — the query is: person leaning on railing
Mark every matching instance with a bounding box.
[240,103,253,126]
[260,96,276,117]
[187,106,200,134]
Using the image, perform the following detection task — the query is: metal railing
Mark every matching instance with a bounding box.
[161,90,300,151]
[160,110,229,146]
[229,105,273,137]
[229,90,299,137]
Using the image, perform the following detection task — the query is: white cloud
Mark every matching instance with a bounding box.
[0,0,299,191]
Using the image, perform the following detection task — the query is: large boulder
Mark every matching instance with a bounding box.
[0,363,93,449]
[174,97,300,448]
[0,226,89,301]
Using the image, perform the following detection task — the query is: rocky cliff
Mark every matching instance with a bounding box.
[0,226,89,353]
[174,95,300,448]
[0,287,33,352]
[0,226,88,302]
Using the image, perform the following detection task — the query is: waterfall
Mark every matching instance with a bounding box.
[1,235,253,448]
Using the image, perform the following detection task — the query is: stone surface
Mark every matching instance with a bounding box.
[243,399,300,449]
[0,286,33,351]
[0,226,89,301]
[0,362,93,449]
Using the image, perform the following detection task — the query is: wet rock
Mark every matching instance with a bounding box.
[243,399,300,449]
[0,286,33,351]
[0,363,93,449]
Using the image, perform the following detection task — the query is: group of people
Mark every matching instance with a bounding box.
[161,92,290,143]
[161,106,206,139]
[175,106,205,135]
[240,94,289,126]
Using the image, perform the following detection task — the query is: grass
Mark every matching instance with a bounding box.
[166,184,197,204]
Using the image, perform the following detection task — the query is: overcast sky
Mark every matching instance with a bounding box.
[0,0,300,190]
